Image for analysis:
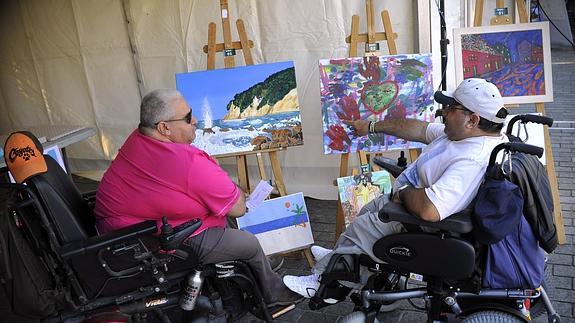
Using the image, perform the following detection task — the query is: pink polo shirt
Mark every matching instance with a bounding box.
[94,130,240,236]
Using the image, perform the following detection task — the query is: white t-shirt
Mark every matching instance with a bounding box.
[393,123,506,220]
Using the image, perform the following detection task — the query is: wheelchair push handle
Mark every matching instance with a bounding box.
[488,142,544,167]
[506,115,553,136]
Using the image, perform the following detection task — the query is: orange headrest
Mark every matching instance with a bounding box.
[3,131,47,183]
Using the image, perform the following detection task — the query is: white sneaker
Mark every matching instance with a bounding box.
[283,273,321,298]
[310,245,332,262]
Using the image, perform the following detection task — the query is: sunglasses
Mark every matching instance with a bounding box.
[443,104,471,114]
[155,111,193,126]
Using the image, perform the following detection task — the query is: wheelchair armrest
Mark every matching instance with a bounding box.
[372,157,406,178]
[59,220,157,259]
[378,202,473,234]
[159,219,202,251]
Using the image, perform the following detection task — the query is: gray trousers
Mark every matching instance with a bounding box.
[184,227,285,303]
[313,194,404,275]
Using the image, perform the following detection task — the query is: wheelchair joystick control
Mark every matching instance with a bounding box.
[180,268,203,311]
[161,216,173,235]
[397,151,407,167]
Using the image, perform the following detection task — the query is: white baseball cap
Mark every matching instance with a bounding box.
[434,78,506,124]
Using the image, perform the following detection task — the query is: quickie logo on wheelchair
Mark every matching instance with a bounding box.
[386,244,416,261]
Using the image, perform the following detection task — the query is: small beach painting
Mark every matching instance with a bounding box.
[337,170,392,227]
[176,61,303,156]
[319,53,434,154]
[453,22,553,104]
[236,192,313,255]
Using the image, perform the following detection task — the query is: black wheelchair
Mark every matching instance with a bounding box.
[308,115,561,323]
[0,135,282,322]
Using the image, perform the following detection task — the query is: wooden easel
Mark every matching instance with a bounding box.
[334,0,420,240]
[203,0,314,267]
[474,0,566,244]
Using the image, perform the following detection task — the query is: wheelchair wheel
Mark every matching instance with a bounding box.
[339,311,380,323]
[461,310,523,322]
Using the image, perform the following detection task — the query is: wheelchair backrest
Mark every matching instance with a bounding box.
[26,156,96,243]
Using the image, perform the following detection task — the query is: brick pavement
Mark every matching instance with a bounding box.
[265,49,575,323]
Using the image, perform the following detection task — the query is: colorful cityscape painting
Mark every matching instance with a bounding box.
[176,61,303,157]
[454,22,553,104]
[319,53,434,155]
[337,170,392,227]
[236,192,314,255]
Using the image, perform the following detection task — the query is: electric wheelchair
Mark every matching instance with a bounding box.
[0,133,281,322]
[308,115,561,323]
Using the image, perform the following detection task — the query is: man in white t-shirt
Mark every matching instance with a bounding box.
[283,78,509,298]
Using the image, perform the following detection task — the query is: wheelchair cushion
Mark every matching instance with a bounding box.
[373,232,475,279]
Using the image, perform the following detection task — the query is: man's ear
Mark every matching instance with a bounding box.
[156,122,170,136]
[467,113,480,128]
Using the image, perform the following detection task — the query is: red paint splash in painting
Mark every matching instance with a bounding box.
[359,56,381,83]
[326,124,351,151]
[336,95,361,121]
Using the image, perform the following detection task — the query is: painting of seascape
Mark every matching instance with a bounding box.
[176,61,303,156]
[453,22,553,104]
[319,53,434,154]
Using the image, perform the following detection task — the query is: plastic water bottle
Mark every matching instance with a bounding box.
[180,269,203,311]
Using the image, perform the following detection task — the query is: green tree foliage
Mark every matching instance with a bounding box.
[226,67,296,113]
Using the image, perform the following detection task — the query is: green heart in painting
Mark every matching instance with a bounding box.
[361,80,399,114]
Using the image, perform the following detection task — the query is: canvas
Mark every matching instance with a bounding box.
[319,53,434,155]
[453,22,553,104]
[236,192,313,255]
[176,61,303,156]
[337,170,392,227]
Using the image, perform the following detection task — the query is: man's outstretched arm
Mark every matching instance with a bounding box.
[343,119,430,144]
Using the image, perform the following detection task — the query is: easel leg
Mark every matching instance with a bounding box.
[256,152,268,182]
[269,151,287,196]
[207,23,217,70]
[236,155,250,193]
[537,103,566,243]
[302,248,314,268]
[335,153,350,241]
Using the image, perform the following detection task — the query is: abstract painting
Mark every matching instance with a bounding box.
[453,22,553,104]
[337,170,392,227]
[319,53,434,154]
[176,61,303,156]
[236,192,314,255]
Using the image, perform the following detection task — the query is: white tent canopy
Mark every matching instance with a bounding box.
[2,0,495,198]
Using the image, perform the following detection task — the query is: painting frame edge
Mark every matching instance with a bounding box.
[452,21,553,105]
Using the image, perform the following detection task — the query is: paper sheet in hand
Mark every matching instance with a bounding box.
[246,180,273,210]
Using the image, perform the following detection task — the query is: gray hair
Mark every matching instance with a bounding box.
[139,89,182,128]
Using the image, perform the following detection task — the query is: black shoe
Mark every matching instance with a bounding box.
[268,255,285,272]
[267,288,304,307]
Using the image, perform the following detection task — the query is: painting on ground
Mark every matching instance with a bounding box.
[453,22,553,104]
[337,170,392,227]
[236,192,313,255]
[176,61,303,156]
[319,53,434,154]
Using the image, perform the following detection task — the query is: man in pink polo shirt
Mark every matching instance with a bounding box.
[95,88,301,307]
